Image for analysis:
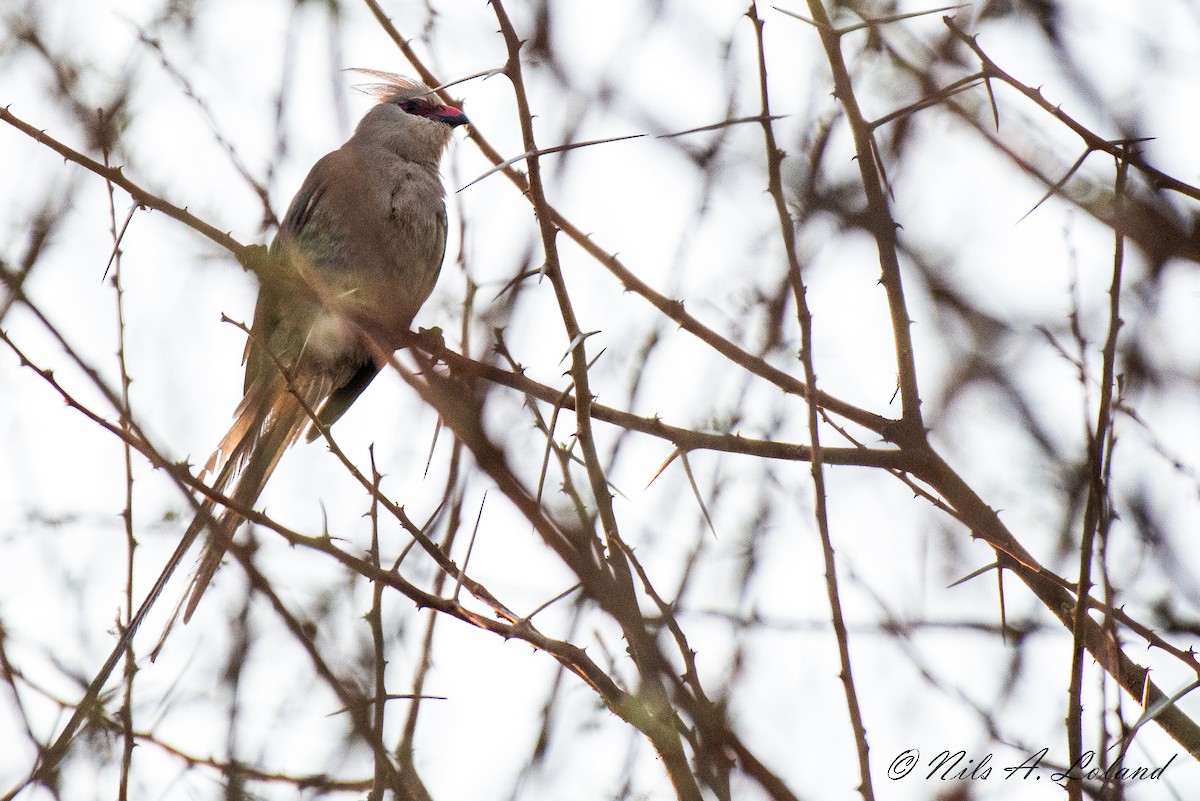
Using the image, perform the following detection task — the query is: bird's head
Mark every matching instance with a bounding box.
[351,70,469,129]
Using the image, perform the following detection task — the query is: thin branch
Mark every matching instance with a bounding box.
[0,105,249,258]
[459,133,645,191]
[803,0,925,430]
[1066,148,1130,798]
[751,5,873,799]
[943,16,1200,202]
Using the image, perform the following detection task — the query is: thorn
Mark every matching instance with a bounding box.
[646,448,681,489]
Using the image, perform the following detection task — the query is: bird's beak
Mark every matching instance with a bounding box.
[433,104,470,128]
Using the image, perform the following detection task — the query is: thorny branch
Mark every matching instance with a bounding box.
[3,4,1200,800]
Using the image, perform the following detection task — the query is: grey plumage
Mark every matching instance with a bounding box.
[182,75,468,622]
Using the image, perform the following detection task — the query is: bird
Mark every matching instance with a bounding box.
[31,74,469,776]
[181,73,468,622]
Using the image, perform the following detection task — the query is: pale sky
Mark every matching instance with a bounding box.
[2,1,1200,799]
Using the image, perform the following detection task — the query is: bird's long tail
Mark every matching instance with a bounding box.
[181,370,330,623]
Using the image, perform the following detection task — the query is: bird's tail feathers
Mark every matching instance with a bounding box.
[181,371,331,623]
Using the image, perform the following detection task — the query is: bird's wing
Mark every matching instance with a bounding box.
[243,156,337,394]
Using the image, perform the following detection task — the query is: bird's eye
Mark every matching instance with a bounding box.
[401,100,421,113]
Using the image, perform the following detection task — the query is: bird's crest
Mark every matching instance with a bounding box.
[347,69,436,103]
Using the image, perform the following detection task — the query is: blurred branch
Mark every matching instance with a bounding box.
[1066,152,1128,796]
[136,29,277,230]
[944,16,1200,204]
[459,132,644,191]
[916,449,1200,759]
[421,334,911,469]
[807,7,1200,760]
[0,105,249,259]
[879,32,1200,268]
[362,0,896,439]
[803,0,925,430]
[6,2,1200,796]
[751,5,874,800]
[492,3,704,797]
